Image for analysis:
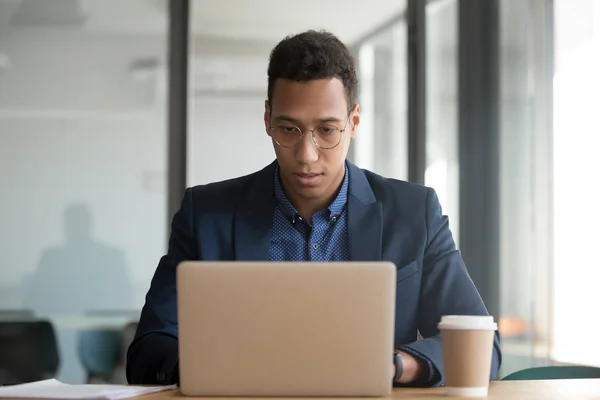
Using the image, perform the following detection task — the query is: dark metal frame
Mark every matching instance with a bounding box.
[167,0,190,229]
[407,0,426,185]
[458,0,501,318]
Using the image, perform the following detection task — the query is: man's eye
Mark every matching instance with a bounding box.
[317,126,336,135]
[278,126,298,133]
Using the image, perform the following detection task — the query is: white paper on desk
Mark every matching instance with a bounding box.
[0,379,177,400]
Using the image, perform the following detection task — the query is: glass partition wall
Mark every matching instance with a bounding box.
[0,0,169,383]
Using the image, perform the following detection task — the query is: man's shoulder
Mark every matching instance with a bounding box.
[189,171,257,197]
[186,163,273,208]
[190,172,258,194]
[357,168,437,223]
[360,168,430,201]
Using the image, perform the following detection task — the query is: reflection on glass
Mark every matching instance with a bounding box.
[24,204,131,315]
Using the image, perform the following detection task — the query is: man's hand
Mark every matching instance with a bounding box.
[392,351,428,385]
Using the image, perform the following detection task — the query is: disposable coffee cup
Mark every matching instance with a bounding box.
[438,315,497,398]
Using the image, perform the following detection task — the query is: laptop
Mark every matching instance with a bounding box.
[177,261,397,397]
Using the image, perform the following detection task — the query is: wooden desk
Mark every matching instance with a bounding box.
[138,379,600,400]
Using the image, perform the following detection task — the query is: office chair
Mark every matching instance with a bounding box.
[0,320,60,384]
[78,329,122,383]
[77,321,139,384]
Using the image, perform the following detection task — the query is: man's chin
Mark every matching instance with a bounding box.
[293,186,325,199]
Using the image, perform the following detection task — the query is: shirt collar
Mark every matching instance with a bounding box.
[273,163,349,218]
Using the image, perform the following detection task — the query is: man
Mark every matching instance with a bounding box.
[127,30,502,387]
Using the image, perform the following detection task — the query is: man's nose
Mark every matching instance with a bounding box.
[295,131,319,164]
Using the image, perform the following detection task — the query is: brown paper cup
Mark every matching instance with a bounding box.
[438,316,497,398]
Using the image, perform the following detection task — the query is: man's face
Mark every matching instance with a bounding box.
[264,78,360,206]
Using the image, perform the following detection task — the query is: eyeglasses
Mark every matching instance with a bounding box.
[269,114,351,150]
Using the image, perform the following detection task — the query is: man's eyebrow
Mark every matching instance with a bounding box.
[272,115,344,124]
[316,116,344,123]
[272,115,300,124]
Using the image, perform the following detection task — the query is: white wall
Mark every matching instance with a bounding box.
[189,94,275,186]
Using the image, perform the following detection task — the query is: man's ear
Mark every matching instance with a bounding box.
[264,100,271,136]
[349,104,360,140]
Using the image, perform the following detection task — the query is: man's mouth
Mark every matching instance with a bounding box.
[293,173,323,186]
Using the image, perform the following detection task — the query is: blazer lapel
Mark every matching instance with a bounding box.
[233,161,277,261]
[347,162,383,261]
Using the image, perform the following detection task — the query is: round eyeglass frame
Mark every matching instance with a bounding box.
[269,112,352,150]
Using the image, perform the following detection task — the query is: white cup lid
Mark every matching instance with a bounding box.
[438,315,498,330]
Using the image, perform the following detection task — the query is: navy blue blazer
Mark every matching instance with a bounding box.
[126,161,502,386]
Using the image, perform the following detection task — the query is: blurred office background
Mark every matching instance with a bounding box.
[0,0,598,384]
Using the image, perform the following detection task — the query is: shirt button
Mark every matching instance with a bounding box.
[331,216,337,222]
[313,243,319,249]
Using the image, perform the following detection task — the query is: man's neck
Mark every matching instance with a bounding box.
[285,172,345,222]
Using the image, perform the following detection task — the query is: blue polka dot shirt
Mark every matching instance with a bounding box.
[269,164,350,262]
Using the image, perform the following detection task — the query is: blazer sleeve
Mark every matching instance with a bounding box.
[398,188,502,386]
[126,188,197,384]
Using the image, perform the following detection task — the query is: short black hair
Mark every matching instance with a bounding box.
[267,30,358,112]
